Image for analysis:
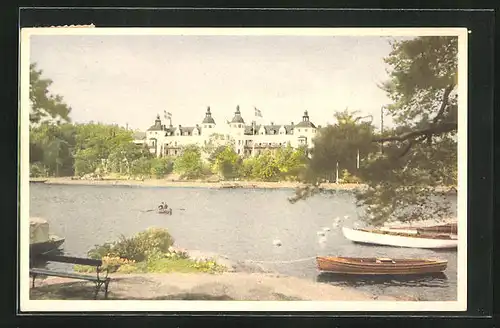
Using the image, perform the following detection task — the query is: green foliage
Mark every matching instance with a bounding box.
[30,63,72,125]
[130,157,153,177]
[29,123,76,176]
[213,146,240,179]
[173,145,204,179]
[79,228,226,275]
[249,150,281,181]
[340,169,362,184]
[189,258,227,274]
[87,227,175,263]
[294,36,458,226]
[30,162,49,177]
[150,157,174,178]
[355,36,458,225]
[381,36,458,126]
[274,145,308,181]
[304,109,378,183]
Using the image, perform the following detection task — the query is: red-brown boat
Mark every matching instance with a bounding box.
[316,256,448,275]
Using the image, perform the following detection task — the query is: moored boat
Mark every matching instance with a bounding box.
[29,178,48,184]
[316,256,448,275]
[30,217,65,256]
[220,183,243,189]
[30,235,65,255]
[342,227,458,249]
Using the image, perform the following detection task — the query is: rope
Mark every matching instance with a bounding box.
[243,256,317,264]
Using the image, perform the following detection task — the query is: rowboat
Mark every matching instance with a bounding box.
[316,256,448,275]
[158,208,172,215]
[342,227,458,249]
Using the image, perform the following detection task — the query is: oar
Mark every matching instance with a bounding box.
[138,207,186,212]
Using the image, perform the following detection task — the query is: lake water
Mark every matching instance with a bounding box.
[29,183,458,301]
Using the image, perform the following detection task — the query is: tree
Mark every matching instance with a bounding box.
[29,63,72,125]
[213,145,240,180]
[203,133,235,161]
[250,150,281,181]
[173,145,204,179]
[292,36,458,226]
[302,109,378,182]
[29,123,76,176]
[150,157,174,178]
[73,123,139,176]
[274,144,308,181]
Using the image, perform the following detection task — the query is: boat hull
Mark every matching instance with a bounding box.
[158,208,172,215]
[316,256,448,275]
[342,227,458,249]
[30,235,65,255]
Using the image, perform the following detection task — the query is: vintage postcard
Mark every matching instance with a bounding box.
[19,27,467,312]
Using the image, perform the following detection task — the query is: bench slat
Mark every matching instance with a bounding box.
[35,254,103,267]
[30,269,108,282]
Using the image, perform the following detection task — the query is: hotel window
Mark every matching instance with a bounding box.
[305,129,308,132]
[297,129,301,132]
[237,149,240,154]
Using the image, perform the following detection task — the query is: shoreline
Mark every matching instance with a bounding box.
[32,177,457,194]
[37,177,364,191]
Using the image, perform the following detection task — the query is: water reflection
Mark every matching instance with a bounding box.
[316,272,448,288]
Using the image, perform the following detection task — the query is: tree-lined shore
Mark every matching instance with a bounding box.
[29,36,458,226]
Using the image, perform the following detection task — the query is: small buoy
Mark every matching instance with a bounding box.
[317,231,326,236]
[318,236,327,243]
[322,227,331,232]
[344,215,350,219]
[273,239,282,247]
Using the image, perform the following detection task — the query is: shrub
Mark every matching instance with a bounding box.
[190,258,227,274]
[150,157,174,178]
[87,242,116,260]
[30,162,49,177]
[134,227,175,254]
[341,169,362,184]
[86,228,175,263]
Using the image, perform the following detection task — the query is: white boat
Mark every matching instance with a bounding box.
[342,227,458,249]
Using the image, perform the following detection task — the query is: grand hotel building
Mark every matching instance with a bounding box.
[135,106,319,158]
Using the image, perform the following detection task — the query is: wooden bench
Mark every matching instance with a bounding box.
[30,253,111,299]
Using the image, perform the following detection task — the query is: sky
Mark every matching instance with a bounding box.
[29,34,401,131]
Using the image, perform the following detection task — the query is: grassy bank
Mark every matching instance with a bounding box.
[73,228,227,276]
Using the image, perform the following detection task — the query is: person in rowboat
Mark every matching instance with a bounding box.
[158,202,168,210]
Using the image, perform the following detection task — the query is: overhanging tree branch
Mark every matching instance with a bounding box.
[432,84,455,124]
[373,122,457,143]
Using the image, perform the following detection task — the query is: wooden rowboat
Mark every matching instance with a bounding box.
[316,256,448,275]
[158,208,172,215]
[342,227,458,249]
